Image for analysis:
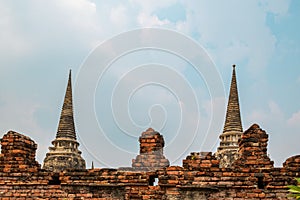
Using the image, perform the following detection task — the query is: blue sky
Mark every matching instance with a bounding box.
[0,0,299,168]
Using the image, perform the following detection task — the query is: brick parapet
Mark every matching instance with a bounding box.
[0,165,295,199]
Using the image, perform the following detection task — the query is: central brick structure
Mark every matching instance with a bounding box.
[132,128,170,170]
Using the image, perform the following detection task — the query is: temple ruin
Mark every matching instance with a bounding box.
[0,66,299,199]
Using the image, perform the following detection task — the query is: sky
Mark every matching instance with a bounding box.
[0,0,299,168]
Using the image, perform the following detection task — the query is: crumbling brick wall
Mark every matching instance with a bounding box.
[0,126,299,199]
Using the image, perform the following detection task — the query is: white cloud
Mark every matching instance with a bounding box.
[263,0,291,18]
[247,101,284,124]
[110,4,129,28]
[52,0,97,31]
[137,12,170,27]
[106,0,290,77]
[244,101,299,166]
[128,0,181,28]
[0,96,39,135]
[34,0,99,49]
[178,1,290,75]
[0,94,53,164]
[129,0,178,14]
[0,2,32,60]
[288,110,300,127]
[269,101,283,117]
[0,0,101,59]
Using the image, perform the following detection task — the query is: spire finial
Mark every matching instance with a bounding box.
[233,64,236,68]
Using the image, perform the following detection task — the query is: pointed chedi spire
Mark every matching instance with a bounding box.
[223,65,243,133]
[215,65,243,168]
[56,70,76,140]
[43,70,86,172]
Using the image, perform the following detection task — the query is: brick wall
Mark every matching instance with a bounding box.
[0,126,299,199]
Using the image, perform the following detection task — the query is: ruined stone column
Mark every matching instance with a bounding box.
[132,128,169,170]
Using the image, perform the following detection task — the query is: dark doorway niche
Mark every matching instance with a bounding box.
[257,176,264,189]
[149,175,159,186]
[48,173,61,185]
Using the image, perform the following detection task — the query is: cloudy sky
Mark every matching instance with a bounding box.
[0,0,299,168]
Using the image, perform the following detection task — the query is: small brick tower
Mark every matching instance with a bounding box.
[215,65,243,168]
[233,124,274,169]
[0,131,40,172]
[132,128,169,170]
[43,70,86,172]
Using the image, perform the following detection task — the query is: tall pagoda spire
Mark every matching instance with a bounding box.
[43,70,86,172]
[215,65,243,168]
[56,70,76,140]
[223,65,243,133]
